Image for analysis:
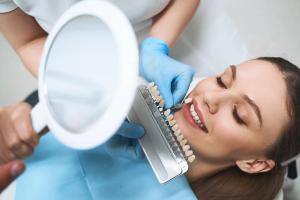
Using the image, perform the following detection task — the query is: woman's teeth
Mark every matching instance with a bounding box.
[189,103,207,132]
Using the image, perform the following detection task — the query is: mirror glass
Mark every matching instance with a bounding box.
[44,16,119,133]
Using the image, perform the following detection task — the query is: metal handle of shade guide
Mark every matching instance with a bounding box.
[128,85,188,183]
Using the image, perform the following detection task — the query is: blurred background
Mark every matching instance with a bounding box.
[0,0,299,199]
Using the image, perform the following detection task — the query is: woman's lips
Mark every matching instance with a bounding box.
[182,104,206,134]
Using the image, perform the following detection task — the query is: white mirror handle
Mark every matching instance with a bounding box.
[31,103,47,134]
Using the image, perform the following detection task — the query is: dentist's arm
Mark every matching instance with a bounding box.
[150,0,200,47]
[140,0,200,108]
[0,8,47,77]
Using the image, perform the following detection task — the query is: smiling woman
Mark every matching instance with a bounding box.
[174,57,300,200]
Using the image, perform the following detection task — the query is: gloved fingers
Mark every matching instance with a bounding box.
[105,136,144,160]
[105,136,128,157]
[116,121,144,139]
[172,70,195,105]
[156,78,174,108]
[134,142,145,160]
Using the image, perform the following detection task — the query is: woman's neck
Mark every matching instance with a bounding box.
[186,158,234,182]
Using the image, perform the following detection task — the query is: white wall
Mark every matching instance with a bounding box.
[0,34,37,106]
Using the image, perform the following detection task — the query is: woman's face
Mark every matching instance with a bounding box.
[174,60,290,164]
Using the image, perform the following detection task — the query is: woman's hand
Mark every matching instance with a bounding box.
[0,102,39,164]
[140,37,195,108]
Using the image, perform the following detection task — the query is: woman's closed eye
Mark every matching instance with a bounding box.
[233,105,246,125]
[216,76,227,89]
[216,76,246,126]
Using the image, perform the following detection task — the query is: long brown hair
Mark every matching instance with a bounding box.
[190,57,300,200]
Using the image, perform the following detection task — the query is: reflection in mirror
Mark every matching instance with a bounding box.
[45,16,119,133]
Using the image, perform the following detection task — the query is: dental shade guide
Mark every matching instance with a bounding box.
[128,83,195,183]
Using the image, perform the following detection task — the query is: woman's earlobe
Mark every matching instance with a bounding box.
[235,159,275,174]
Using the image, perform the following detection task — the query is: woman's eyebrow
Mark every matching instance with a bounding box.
[230,65,236,80]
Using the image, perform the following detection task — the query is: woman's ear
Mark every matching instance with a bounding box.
[235,159,275,174]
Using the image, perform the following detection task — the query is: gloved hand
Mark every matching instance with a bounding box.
[105,120,145,160]
[140,37,195,108]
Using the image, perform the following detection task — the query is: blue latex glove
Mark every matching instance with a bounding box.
[140,37,195,108]
[105,120,145,160]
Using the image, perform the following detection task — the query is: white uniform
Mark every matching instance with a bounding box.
[0,0,170,32]
[0,0,248,77]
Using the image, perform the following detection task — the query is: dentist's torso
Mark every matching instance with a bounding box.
[11,0,171,32]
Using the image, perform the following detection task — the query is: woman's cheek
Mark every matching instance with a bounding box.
[213,117,242,145]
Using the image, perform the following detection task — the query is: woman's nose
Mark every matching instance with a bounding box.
[203,91,232,114]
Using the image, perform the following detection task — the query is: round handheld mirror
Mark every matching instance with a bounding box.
[31,0,138,149]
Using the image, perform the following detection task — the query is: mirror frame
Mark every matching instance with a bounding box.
[38,0,139,149]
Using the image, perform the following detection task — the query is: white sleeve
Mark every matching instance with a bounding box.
[0,0,17,13]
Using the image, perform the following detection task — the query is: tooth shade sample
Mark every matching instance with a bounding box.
[183,145,190,151]
[188,155,196,163]
[172,124,179,131]
[176,134,184,141]
[169,120,176,126]
[174,129,181,136]
[167,114,174,121]
[184,97,192,104]
[148,82,155,87]
[159,99,165,107]
[185,150,193,157]
[164,109,171,116]
[180,139,187,146]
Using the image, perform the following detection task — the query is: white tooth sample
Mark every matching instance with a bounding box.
[180,139,187,146]
[149,86,155,93]
[188,155,196,163]
[184,97,192,104]
[174,129,181,136]
[164,109,171,116]
[183,145,190,151]
[172,124,179,131]
[150,86,158,95]
[176,134,184,141]
[159,99,165,107]
[185,150,193,157]
[167,114,173,121]
[148,82,155,88]
[169,120,176,126]
[194,116,199,121]
[156,95,162,102]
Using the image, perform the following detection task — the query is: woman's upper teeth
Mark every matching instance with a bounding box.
[190,104,203,127]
